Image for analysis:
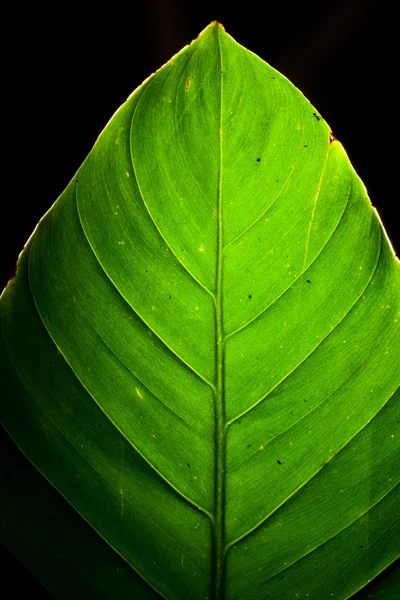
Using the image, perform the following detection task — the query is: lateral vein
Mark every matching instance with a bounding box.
[226,385,397,550]
[226,228,381,427]
[75,187,215,392]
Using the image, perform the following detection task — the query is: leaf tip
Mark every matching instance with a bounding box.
[197,21,225,39]
[208,20,225,30]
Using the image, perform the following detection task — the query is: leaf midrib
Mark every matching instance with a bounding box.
[213,23,226,600]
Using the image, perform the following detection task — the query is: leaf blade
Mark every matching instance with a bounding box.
[1,21,399,599]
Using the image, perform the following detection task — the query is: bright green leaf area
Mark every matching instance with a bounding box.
[1,22,399,600]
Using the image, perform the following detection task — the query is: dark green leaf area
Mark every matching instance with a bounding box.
[1,22,399,600]
[354,560,400,599]
[0,427,159,600]
[227,389,400,598]
[29,183,215,515]
[1,248,211,599]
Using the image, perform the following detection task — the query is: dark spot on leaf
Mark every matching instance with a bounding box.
[313,112,320,121]
[187,464,191,468]
[248,294,252,299]
[359,545,364,548]
[306,279,311,283]
[277,459,282,465]
[304,144,308,147]
[247,443,252,449]
[256,157,261,162]
[169,295,172,299]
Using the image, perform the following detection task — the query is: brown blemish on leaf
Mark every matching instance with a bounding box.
[329,132,337,145]
[185,78,191,91]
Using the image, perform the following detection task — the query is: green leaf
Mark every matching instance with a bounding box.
[1,21,399,600]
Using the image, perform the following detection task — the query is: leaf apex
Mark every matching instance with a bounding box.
[197,20,225,38]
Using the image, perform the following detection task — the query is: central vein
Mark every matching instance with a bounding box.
[213,24,226,600]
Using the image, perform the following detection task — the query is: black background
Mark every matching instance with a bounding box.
[2,0,398,596]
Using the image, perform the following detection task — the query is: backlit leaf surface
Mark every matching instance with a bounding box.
[1,22,399,600]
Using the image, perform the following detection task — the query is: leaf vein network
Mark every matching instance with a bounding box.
[225,174,353,341]
[128,81,215,301]
[75,192,215,391]
[227,228,382,426]
[27,240,212,518]
[224,129,305,250]
[259,483,399,587]
[227,385,397,550]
